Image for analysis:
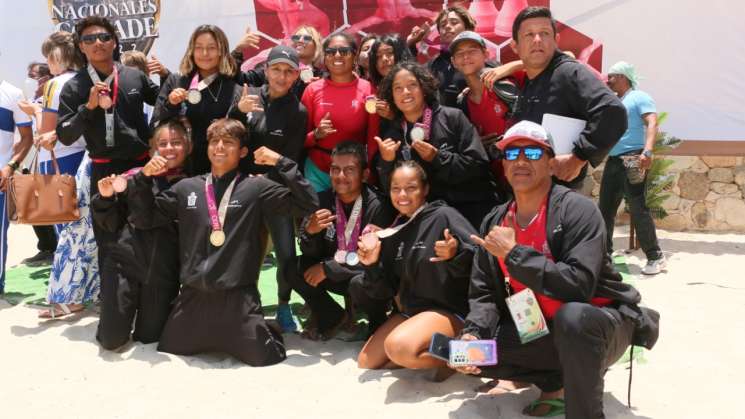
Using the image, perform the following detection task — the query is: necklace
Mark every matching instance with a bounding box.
[205,78,223,103]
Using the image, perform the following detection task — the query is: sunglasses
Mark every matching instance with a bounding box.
[503,146,547,161]
[324,47,354,57]
[291,34,313,43]
[80,33,114,44]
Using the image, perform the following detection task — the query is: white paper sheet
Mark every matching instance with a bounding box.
[541,114,587,155]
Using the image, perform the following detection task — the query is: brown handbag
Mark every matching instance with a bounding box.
[6,147,79,225]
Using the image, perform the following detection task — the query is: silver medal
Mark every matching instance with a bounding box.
[187,89,202,104]
[300,68,314,83]
[410,126,426,142]
[345,251,359,266]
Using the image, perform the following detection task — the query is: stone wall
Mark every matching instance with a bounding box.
[583,156,745,232]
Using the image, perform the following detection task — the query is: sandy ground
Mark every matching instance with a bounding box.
[1,223,744,419]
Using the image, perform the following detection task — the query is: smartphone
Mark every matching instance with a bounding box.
[428,332,452,361]
[449,340,498,367]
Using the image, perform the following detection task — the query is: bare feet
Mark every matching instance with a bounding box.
[38,303,85,319]
[476,379,531,395]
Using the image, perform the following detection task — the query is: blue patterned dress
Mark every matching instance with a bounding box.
[46,153,100,304]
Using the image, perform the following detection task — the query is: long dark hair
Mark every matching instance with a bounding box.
[377,62,439,120]
[369,33,413,88]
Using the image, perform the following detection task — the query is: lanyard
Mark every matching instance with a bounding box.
[335,194,363,252]
[500,200,547,296]
[87,63,119,147]
[87,63,119,105]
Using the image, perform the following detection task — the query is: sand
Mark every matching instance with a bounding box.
[1,223,743,419]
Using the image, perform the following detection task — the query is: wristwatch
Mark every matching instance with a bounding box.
[642,150,653,158]
[7,160,19,171]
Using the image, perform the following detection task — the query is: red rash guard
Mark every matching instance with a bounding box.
[301,76,378,172]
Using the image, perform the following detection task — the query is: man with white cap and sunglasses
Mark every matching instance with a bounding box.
[601,61,666,275]
[454,120,659,418]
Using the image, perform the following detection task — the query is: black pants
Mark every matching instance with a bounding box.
[288,256,389,334]
[158,286,286,366]
[598,155,662,260]
[481,303,635,419]
[96,256,180,349]
[33,225,57,252]
[91,159,149,348]
[266,214,295,302]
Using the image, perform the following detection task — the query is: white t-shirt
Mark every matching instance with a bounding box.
[40,71,86,162]
[0,80,32,165]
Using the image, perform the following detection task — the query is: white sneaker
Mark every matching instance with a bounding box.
[642,257,667,275]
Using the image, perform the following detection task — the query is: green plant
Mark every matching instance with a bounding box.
[645,112,681,219]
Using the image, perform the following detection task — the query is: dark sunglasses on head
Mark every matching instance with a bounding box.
[291,34,313,43]
[80,33,114,44]
[503,146,547,161]
[324,46,354,57]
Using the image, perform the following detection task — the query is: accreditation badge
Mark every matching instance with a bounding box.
[505,288,550,344]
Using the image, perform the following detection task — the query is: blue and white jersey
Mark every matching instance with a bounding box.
[40,71,86,162]
[0,80,32,165]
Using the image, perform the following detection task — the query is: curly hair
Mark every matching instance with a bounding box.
[369,33,413,88]
[377,62,439,119]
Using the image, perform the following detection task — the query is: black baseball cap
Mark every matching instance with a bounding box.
[449,31,486,54]
[267,45,299,69]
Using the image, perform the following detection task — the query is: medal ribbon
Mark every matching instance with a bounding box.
[375,203,428,239]
[87,63,119,106]
[400,106,433,142]
[189,72,218,92]
[335,194,363,252]
[87,64,119,147]
[204,174,240,234]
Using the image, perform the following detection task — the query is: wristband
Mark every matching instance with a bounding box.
[7,160,19,171]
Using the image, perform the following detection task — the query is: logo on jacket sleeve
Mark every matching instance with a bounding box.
[187,192,197,208]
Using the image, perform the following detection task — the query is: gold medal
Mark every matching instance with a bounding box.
[210,230,225,247]
[365,96,377,114]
